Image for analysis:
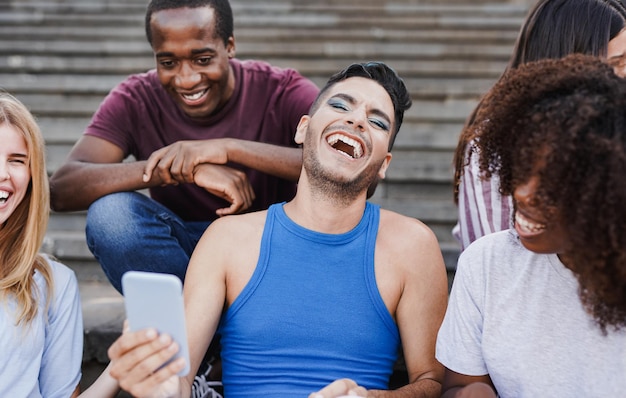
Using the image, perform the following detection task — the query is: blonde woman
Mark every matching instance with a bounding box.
[0,93,119,397]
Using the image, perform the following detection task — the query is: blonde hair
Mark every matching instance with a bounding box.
[0,92,53,327]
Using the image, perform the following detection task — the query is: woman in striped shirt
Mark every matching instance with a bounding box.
[453,0,626,251]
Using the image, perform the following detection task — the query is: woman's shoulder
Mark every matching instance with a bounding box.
[459,229,554,281]
[38,255,79,291]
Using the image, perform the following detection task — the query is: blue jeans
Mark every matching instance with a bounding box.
[86,192,211,293]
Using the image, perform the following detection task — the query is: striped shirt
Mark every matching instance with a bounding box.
[453,144,512,251]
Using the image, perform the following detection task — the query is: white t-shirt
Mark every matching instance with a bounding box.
[437,230,626,397]
[0,256,83,397]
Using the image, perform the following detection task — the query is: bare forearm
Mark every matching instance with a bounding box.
[177,377,193,398]
[441,382,497,398]
[225,139,303,181]
[441,386,463,398]
[78,362,120,398]
[369,377,441,398]
[50,161,152,211]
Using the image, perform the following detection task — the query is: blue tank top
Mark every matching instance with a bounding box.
[218,202,400,397]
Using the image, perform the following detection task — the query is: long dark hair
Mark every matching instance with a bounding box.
[453,0,626,202]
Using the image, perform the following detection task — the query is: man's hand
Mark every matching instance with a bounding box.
[143,140,230,185]
[309,379,368,398]
[108,326,184,398]
[193,163,255,216]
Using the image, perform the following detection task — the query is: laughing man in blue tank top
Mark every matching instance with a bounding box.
[107,62,449,398]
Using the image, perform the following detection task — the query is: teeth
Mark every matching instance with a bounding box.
[327,134,363,159]
[515,212,546,233]
[182,90,206,101]
[0,191,8,199]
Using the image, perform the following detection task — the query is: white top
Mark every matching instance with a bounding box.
[0,256,83,397]
[437,230,626,397]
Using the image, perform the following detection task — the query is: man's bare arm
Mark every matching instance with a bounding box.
[143,138,303,184]
[107,217,237,398]
[440,370,496,398]
[373,214,448,397]
[50,136,258,214]
[50,136,154,211]
[226,139,303,181]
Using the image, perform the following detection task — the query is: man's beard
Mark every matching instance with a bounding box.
[302,127,383,206]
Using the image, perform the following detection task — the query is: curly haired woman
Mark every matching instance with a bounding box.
[453,0,626,250]
[437,54,626,397]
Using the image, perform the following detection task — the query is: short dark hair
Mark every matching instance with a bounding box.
[310,62,412,151]
[145,0,234,46]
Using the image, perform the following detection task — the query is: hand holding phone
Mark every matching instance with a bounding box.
[121,271,190,376]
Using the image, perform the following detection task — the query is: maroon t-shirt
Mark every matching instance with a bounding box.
[86,59,319,221]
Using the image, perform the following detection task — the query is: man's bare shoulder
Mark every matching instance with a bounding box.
[193,210,267,275]
[378,208,439,245]
[202,210,268,245]
[377,209,444,270]
[374,208,447,320]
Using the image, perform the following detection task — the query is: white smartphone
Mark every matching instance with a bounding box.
[121,271,190,376]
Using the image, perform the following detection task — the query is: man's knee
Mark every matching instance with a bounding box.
[86,192,147,250]
[87,191,150,229]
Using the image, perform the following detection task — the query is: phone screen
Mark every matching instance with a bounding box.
[121,271,190,376]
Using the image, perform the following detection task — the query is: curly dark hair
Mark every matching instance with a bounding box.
[473,54,626,332]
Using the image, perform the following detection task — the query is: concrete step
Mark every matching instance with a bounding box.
[37,117,469,151]
[6,1,529,19]
[0,55,508,78]
[0,25,520,44]
[1,74,497,99]
[77,279,129,396]
[14,90,478,119]
[0,39,515,61]
[79,280,124,361]
[0,13,524,30]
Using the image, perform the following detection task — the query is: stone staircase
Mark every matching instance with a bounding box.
[0,0,530,392]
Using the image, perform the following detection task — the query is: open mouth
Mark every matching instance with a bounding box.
[515,211,546,234]
[0,190,9,204]
[181,88,208,103]
[327,133,363,159]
